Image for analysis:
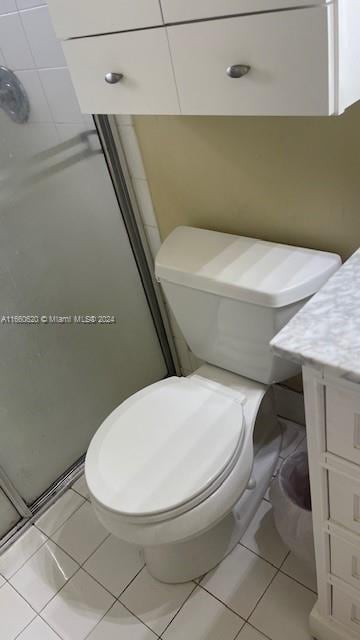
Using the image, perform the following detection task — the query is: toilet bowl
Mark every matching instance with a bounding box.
[85,227,341,583]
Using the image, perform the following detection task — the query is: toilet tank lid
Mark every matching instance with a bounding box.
[155,226,341,308]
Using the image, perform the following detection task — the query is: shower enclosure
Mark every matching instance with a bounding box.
[0,63,174,546]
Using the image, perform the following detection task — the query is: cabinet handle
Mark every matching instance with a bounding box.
[226,64,251,79]
[105,72,123,85]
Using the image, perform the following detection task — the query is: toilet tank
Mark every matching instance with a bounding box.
[155,227,341,384]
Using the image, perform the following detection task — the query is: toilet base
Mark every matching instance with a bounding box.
[144,420,282,583]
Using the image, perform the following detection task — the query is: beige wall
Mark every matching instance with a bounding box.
[134,101,360,260]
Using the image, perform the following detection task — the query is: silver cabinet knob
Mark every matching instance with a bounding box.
[105,72,123,84]
[226,64,250,79]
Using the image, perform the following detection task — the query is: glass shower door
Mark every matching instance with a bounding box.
[0,85,169,532]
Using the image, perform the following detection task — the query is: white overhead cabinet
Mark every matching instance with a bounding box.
[167,7,331,116]
[160,0,326,23]
[47,0,360,116]
[62,29,180,115]
[47,0,163,39]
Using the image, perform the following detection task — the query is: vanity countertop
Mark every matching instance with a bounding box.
[271,249,360,382]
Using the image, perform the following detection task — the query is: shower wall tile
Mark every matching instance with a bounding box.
[16,69,52,122]
[0,0,16,14]
[0,11,35,69]
[39,67,83,123]
[16,0,46,8]
[0,0,89,145]
[20,5,65,68]
[5,120,59,159]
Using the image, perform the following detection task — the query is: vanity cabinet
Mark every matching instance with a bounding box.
[271,250,360,640]
[48,0,360,116]
[302,369,360,640]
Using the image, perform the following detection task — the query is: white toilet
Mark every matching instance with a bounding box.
[85,227,340,583]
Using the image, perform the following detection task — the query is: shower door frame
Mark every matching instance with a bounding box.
[0,115,178,551]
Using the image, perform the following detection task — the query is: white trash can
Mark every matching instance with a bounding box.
[270,450,315,566]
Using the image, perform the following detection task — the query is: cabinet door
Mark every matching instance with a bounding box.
[48,0,163,39]
[167,6,333,115]
[161,0,325,23]
[63,29,180,115]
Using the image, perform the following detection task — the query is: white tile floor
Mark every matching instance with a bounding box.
[0,420,317,640]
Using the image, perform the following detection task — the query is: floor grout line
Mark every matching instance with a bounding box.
[14,610,63,640]
[0,525,50,583]
[244,550,290,625]
[116,564,146,599]
[278,567,317,595]
[77,531,112,568]
[237,539,288,571]
[1,437,316,640]
[196,581,247,621]
[157,581,199,637]
[244,621,273,640]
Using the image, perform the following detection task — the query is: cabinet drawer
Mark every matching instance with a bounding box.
[332,585,360,636]
[161,0,325,24]
[329,472,360,536]
[62,29,179,115]
[331,536,360,592]
[167,6,333,116]
[327,385,360,466]
[47,0,163,39]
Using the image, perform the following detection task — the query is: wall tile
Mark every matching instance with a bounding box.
[20,6,66,68]
[144,224,161,258]
[174,336,192,373]
[0,11,34,69]
[55,123,92,143]
[118,125,146,180]
[5,120,59,161]
[17,69,52,122]
[39,67,83,123]
[132,178,158,227]
[116,115,132,126]
[16,0,46,9]
[0,0,16,14]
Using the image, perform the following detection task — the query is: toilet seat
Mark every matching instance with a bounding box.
[85,376,246,522]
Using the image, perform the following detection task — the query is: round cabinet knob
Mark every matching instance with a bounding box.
[105,72,123,85]
[226,64,251,79]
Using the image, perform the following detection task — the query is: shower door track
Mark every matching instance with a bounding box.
[0,114,177,552]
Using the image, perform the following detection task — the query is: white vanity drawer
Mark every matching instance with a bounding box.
[167,6,333,115]
[47,0,163,39]
[332,585,360,636]
[327,385,360,466]
[160,0,325,23]
[62,29,179,115]
[331,536,360,592]
[329,472,360,536]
